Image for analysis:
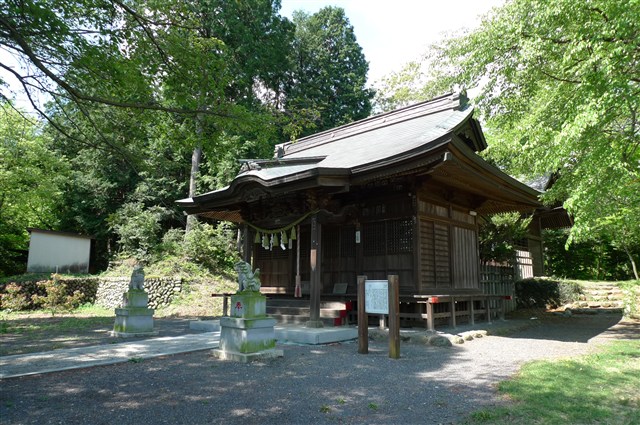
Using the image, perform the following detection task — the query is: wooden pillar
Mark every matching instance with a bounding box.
[426,300,435,331]
[450,297,457,328]
[306,214,323,328]
[241,224,251,264]
[388,275,400,359]
[357,275,368,354]
[470,298,475,325]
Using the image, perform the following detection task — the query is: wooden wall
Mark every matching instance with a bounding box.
[417,196,480,293]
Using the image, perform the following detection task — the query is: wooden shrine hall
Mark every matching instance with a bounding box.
[177,92,542,329]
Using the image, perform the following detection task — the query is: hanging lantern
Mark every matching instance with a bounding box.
[254,231,261,244]
[290,226,297,241]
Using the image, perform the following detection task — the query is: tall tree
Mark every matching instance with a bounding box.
[285,6,374,137]
[0,103,69,276]
[376,0,640,278]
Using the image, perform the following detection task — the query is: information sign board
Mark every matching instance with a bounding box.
[365,280,389,314]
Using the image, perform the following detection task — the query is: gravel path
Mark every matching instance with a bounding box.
[1,314,638,425]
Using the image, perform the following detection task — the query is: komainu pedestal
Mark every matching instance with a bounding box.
[112,266,157,337]
[213,262,283,362]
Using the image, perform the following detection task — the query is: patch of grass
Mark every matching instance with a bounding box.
[464,340,640,424]
[336,397,346,405]
[128,357,143,363]
[0,314,113,335]
[320,404,331,413]
[368,402,379,411]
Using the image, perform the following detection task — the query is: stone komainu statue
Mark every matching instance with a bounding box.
[129,265,145,290]
[235,261,261,292]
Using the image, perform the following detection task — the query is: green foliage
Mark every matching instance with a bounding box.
[0,103,70,277]
[286,6,374,137]
[0,283,30,312]
[618,280,640,319]
[108,202,169,260]
[515,277,583,308]
[0,275,98,312]
[543,228,634,280]
[376,0,640,279]
[467,341,640,424]
[181,221,239,273]
[30,275,85,314]
[479,213,531,264]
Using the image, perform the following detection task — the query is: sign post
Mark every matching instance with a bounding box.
[388,275,400,359]
[357,275,400,359]
[357,275,368,354]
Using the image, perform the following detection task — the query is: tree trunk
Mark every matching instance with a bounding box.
[185,143,202,233]
[624,246,639,280]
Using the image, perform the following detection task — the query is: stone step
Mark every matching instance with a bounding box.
[572,300,625,309]
[270,314,340,326]
[267,306,346,318]
[570,307,624,315]
[266,299,349,310]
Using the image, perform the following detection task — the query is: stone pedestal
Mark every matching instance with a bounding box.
[213,292,283,362]
[112,289,158,337]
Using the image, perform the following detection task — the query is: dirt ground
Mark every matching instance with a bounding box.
[1,313,638,425]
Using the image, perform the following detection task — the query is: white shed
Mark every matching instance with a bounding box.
[27,229,92,274]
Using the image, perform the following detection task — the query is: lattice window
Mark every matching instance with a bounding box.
[340,226,356,257]
[323,227,340,259]
[362,221,385,256]
[387,218,414,254]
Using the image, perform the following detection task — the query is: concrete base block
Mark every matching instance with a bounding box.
[189,320,221,332]
[219,317,277,353]
[212,348,283,363]
[113,306,155,337]
[275,325,357,345]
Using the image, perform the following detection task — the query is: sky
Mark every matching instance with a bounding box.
[280,0,504,85]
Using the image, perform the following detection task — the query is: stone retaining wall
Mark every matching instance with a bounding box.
[95,276,183,309]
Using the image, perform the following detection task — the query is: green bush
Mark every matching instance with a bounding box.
[0,283,30,311]
[108,202,169,260]
[0,274,98,311]
[515,277,583,308]
[31,276,84,313]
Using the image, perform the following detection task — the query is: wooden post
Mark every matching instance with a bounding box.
[241,224,251,263]
[469,298,475,325]
[307,214,323,328]
[388,275,400,359]
[450,297,457,328]
[486,296,492,324]
[426,301,435,331]
[223,295,229,317]
[357,275,368,354]
[294,225,302,298]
